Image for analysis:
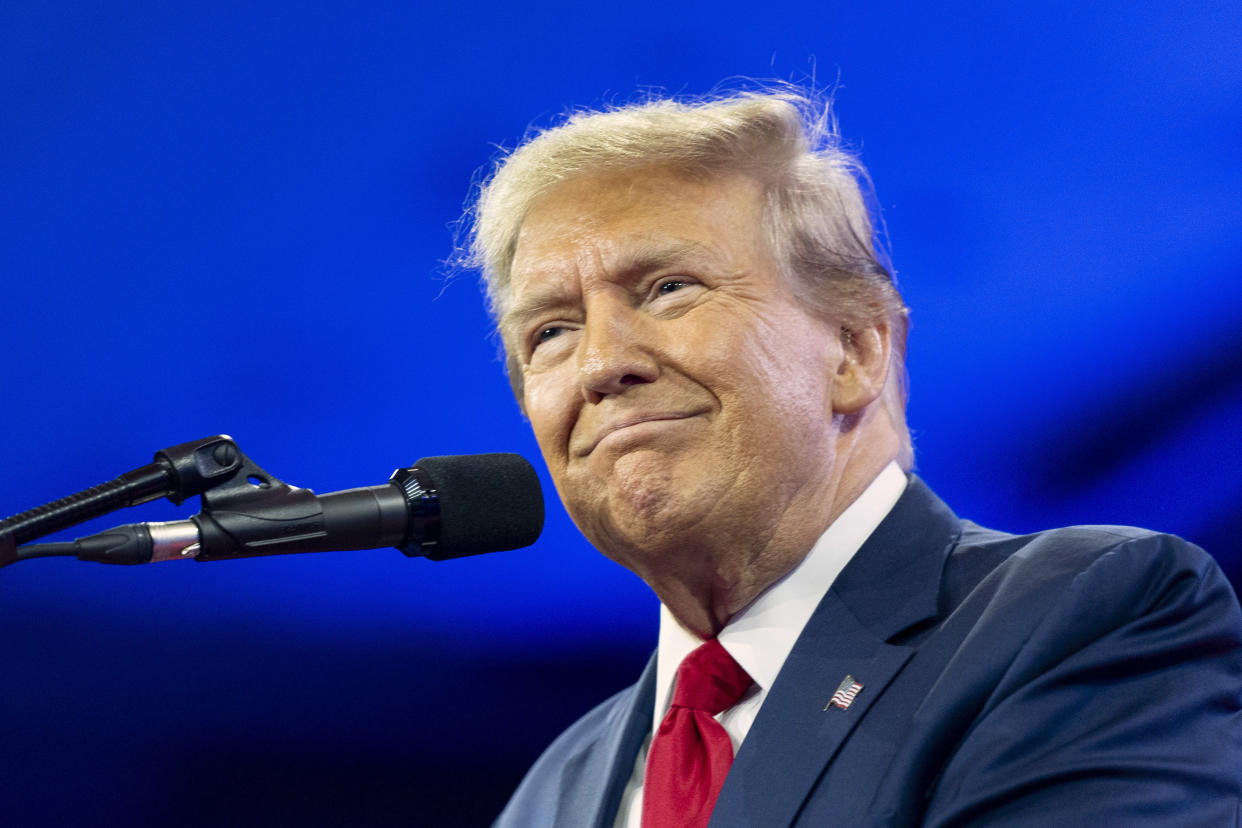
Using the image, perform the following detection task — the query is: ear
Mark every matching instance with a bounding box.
[832,321,891,414]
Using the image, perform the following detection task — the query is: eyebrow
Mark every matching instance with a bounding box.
[615,238,714,274]
[500,291,573,343]
[502,237,716,338]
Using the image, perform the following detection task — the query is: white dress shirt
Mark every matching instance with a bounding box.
[613,461,908,827]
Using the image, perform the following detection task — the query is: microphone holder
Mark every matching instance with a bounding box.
[189,447,330,563]
[0,435,260,566]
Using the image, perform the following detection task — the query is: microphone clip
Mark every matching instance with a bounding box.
[190,448,327,562]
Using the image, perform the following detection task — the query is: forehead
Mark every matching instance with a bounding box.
[517,165,762,245]
[502,167,768,319]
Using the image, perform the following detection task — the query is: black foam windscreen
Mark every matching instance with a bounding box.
[413,453,544,560]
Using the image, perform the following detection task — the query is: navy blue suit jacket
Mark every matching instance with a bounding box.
[497,478,1242,826]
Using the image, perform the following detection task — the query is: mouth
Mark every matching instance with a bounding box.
[578,412,704,456]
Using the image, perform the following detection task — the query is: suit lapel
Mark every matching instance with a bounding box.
[711,592,916,827]
[710,477,960,827]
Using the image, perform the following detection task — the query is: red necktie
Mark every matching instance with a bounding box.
[642,638,754,828]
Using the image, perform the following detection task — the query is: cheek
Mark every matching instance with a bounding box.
[698,312,839,421]
[523,374,576,462]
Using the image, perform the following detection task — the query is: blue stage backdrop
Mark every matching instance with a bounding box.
[2,2,1239,825]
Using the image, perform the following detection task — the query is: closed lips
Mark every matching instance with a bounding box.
[580,413,703,455]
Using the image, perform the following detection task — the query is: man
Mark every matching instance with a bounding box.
[466,88,1242,826]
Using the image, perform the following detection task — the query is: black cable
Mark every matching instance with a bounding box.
[0,463,173,547]
[3,524,157,568]
[0,436,242,559]
[13,543,80,563]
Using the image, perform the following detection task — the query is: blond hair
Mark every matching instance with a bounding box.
[463,86,912,467]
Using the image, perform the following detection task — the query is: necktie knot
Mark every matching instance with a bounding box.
[671,638,753,717]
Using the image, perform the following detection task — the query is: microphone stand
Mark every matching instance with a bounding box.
[0,435,293,567]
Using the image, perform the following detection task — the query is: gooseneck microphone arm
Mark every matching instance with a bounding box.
[1,437,544,568]
[0,436,244,567]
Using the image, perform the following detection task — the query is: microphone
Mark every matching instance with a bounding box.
[63,453,544,564]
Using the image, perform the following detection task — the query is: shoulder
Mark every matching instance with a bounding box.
[495,680,645,827]
[919,524,1242,821]
[944,521,1236,625]
[937,522,1242,746]
[521,682,636,774]
[913,519,1242,741]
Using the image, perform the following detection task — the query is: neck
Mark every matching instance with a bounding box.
[650,423,900,638]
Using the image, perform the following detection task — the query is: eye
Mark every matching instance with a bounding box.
[656,279,690,295]
[530,325,566,354]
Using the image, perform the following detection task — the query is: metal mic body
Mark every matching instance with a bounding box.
[192,483,410,562]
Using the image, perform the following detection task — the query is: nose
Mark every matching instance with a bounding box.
[578,299,659,404]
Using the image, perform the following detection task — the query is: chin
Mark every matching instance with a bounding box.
[578,452,721,554]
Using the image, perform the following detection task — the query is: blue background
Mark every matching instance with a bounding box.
[2,1,1239,824]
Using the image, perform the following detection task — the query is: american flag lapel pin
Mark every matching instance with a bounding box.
[825,675,864,711]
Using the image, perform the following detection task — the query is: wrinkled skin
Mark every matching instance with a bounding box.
[502,166,899,635]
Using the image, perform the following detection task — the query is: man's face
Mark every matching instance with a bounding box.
[503,166,852,583]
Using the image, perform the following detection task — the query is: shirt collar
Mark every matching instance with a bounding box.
[653,461,908,718]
